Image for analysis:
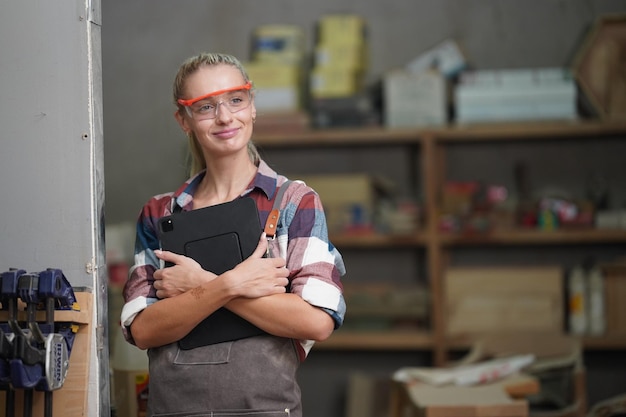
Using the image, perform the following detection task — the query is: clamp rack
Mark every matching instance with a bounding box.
[0,269,93,417]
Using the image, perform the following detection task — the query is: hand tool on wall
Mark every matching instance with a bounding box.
[12,272,45,417]
[0,268,26,417]
[2,268,78,417]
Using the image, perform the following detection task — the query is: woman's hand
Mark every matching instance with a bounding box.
[153,233,289,300]
[153,250,215,298]
[226,233,290,298]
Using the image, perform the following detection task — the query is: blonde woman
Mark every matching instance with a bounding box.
[120,52,346,417]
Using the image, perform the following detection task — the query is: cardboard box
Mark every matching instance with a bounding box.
[445,266,564,335]
[384,70,447,128]
[405,385,529,417]
[252,24,305,64]
[245,62,301,88]
[572,14,626,120]
[315,42,368,70]
[455,68,577,123]
[245,62,302,112]
[601,262,626,335]
[317,14,367,46]
[296,173,376,233]
[310,67,364,99]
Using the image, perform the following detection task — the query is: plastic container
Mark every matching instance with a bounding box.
[587,265,606,336]
[568,265,588,335]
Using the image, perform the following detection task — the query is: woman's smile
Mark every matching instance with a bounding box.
[212,126,240,139]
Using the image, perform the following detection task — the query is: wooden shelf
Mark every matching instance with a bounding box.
[329,228,626,249]
[430,120,626,142]
[253,120,626,147]
[347,307,425,318]
[330,232,427,249]
[254,126,424,148]
[315,330,433,351]
[439,228,626,246]
[446,333,626,351]
[255,120,626,357]
[582,336,626,350]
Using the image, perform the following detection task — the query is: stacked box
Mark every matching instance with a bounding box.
[310,14,368,99]
[317,14,367,45]
[455,68,578,123]
[251,24,305,64]
[245,62,302,113]
[310,68,364,99]
[247,24,306,113]
[384,70,447,128]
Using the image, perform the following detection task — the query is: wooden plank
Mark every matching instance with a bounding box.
[0,291,92,325]
[445,266,564,335]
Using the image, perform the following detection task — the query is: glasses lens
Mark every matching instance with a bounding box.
[190,90,251,120]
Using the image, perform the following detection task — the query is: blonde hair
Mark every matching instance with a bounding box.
[173,52,260,176]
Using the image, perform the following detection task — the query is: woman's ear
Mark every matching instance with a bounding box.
[250,100,257,122]
[174,109,192,134]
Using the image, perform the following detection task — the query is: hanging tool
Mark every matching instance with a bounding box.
[8,269,78,417]
[11,272,44,417]
[36,268,78,391]
[0,268,26,417]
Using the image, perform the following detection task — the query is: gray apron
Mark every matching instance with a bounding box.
[146,334,301,417]
[146,181,301,417]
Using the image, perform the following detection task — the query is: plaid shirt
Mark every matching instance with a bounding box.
[121,160,346,359]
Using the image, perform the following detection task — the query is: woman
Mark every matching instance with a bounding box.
[120,52,346,417]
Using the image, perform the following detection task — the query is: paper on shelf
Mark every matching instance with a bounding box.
[393,354,535,386]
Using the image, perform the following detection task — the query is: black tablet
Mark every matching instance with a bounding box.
[157,197,267,349]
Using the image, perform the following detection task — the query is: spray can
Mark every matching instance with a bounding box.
[587,264,606,336]
[568,265,587,335]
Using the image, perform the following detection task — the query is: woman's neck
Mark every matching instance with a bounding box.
[193,155,257,208]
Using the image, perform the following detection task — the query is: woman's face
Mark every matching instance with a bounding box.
[176,64,256,160]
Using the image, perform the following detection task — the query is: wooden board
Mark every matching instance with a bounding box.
[445,266,563,335]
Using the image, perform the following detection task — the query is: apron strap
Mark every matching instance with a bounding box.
[264,180,292,239]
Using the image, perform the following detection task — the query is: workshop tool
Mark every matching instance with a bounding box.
[0,268,26,417]
[12,272,43,417]
[5,268,78,417]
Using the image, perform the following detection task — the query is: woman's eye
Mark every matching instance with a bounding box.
[197,103,215,113]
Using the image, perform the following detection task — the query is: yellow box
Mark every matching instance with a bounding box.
[310,67,364,98]
[315,42,368,70]
[245,62,303,112]
[252,24,305,64]
[245,62,301,89]
[318,14,367,46]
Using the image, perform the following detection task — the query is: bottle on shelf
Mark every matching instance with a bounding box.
[568,265,588,335]
[587,264,606,336]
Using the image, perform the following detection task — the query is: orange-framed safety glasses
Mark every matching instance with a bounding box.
[177,82,253,107]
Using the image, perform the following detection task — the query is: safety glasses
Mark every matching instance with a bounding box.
[177,82,253,120]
